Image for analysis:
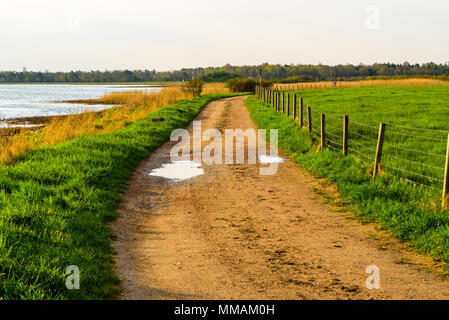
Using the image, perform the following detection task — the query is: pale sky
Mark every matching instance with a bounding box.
[0,0,448,72]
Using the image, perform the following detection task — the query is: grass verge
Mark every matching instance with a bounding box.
[245,95,449,272]
[0,93,236,300]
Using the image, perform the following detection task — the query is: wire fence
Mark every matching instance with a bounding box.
[255,86,449,206]
[273,79,449,91]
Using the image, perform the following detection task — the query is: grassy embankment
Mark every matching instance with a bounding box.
[245,86,449,272]
[0,87,237,299]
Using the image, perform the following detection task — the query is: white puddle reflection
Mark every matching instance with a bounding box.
[258,155,285,164]
[149,160,204,181]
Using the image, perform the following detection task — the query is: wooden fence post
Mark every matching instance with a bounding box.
[282,92,285,113]
[273,91,276,109]
[278,92,282,111]
[307,106,312,132]
[284,93,287,115]
[293,94,297,119]
[287,93,290,116]
[276,92,280,111]
[274,92,276,110]
[343,115,348,155]
[321,114,325,149]
[276,93,279,111]
[276,92,279,111]
[442,134,449,209]
[278,91,282,111]
[300,97,304,128]
[274,91,276,109]
[373,123,386,178]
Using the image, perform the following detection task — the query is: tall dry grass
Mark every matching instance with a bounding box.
[202,83,228,94]
[274,78,449,91]
[0,83,228,163]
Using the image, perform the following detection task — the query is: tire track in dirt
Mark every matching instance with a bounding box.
[111,96,449,300]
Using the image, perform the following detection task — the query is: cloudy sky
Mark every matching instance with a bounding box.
[0,0,448,72]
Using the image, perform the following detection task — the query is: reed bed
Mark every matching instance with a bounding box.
[202,82,229,94]
[0,83,228,163]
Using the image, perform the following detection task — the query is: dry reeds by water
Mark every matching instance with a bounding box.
[0,83,228,163]
[202,83,229,94]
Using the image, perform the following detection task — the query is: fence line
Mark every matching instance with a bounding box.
[254,85,449,209]
[273,79,449,91]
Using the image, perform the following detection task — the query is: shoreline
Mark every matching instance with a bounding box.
[0,111,105,139]
[0,82,166,125]
[55,99,116,105]
[0,83,176,139]
[0,82,174,86]
[0,114,64,139]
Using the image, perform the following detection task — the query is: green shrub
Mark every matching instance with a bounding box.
[226,78,273,92]
[181,78,205,97]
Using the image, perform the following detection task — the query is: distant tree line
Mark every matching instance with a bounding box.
[2,62,449,83]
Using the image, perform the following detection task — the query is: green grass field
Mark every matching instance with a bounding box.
[278,86,449,192]
[246,88,449,274]
[0,93,236,300]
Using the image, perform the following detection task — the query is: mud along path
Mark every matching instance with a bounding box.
[111,96,449,300]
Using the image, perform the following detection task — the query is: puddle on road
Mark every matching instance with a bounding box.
[258,155,285,164]
[149,156,283,181]
[149,160,204,181]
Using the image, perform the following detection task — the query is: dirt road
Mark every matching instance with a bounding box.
[111,96,449,300]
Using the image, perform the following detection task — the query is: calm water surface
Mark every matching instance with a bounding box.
[0,84,160,120]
